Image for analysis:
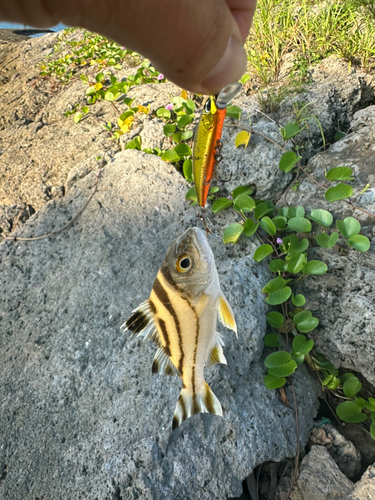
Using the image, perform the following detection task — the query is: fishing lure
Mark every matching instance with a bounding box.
[122,227,237,430]
[193,82,242,207]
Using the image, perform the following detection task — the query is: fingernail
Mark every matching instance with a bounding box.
[201,36,247,94]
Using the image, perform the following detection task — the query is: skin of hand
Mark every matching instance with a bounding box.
[0,0,256,95]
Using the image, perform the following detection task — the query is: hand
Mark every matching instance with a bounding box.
[0,0,256,94]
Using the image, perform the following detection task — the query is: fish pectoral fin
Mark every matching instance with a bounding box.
[172,383,223,431]
[121,299,159,343]
[207,333,227,367]
[218,294,237,338]
[152,347,180,377]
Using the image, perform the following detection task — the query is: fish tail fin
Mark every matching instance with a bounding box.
[172,382,223,431]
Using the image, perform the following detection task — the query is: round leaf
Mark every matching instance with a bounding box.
[177,114,193,129]
[243,219,259,237]
[226,105,242,119]
[232,186,253,199]
[263,277,287,294]
[303,260,328,275]
[309,209,333,227]
[292,334,314,355]
[161,149,180,163]
[163,124,176,137]
[269,259,286,273]
[294,310,319,333]
[336,401,367,423]
[264,374,286,389]
[264,333,282,347]
[266,287,292,305]
[287,217,312,233]
[292,294,306,307]
[212,198,233,213]
[343,377,362,398]
[272,216,287,230]
[266,312,284,328]
[183,159,193,182]
[174,143,191,157]
[156,107,171,120]
[279,151,301,173]
[325,184,353,202]
[234,194,256,213]
[254,244,273,262]
[348,235,370,252]
[223,223,243,244]
[286,253,306,274]
[336,217,361,238]
[326,166,354,181]
[265,351,297,377]
[185,187,197,205]
[254,202,273,220]
[260,217,276,236]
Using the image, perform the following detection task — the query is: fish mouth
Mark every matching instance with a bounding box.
[175,227,208,254]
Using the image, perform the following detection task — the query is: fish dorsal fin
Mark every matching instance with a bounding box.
[218,294,237,338]
[121,299,159,343]
[206,333,227,367]
[172,382,223,430]
[152,347,180,377]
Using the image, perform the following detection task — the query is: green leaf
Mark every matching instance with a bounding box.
[269,259,286,272]
[348,235,370,252]
[174,143,191,157]
[95,72,104,82]
[336,401,367,423]
[183,159,193,182]
[254,202,273,220]
[263,277,287,294]
[182,100,195,114]
[210,187,219,194]
[212,197,233,213]
[156,107,171,120]
[161,149,180,163]
[264,333,282,347]
[163,124,176,137]
[336,217,361,238]
[316,232,339,248]
[287,217,312,233]
[226,105,242,119]
[279,151,302,173]
[325,184,353,202]
[292,334,314,355]
[86,86,96,96]
[123,97,135,106]
[309,209,333,227]
[266,312,284,328]
[295,206,305,218]
[177,114,193,129]
[343,377,362,398]
[272,216,287,230]
[232,186,253,199]
[286,253,307,274]
[326,166,354,181]
[363,398,375,412]
[293,310,319,333]
[185,186,197,205]
[81,106,89,114]
[174,130,193,142]
[119,110,135,121]
[292,294,306,307]
[372,412,375,424]
[264,351,297,378]
[322,375,340,390]
[254,244,273,262]
[340,373,356,383]
[264,373,286,389]
[223,223,244,244]
[243,219,259,237]
[265,287,292,305]
[233,194,256,213]
[104,91,114,101]
[73,111,83,124]
[260,217,276,236]
[303,260,328,275]
[281,122,301,140]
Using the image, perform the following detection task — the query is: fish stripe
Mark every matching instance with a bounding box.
[204,384,215,414]
[156,318,172,358]
[152,276,184,373]
[152,358,159,374]
[179,395,187,422]
[126,311,149,333]
[172,416,179,431]
[149,299,157,314]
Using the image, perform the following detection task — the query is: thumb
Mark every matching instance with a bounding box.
[59,0,255,94]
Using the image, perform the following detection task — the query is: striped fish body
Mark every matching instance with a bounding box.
[123,227,237,430]
[193,82,242,207]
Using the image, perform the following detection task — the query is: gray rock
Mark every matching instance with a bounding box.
[340,425,375,466]
[280,446,354,500]
[336,464,375,500]
[310,424,362,479]
[0,150,320,500]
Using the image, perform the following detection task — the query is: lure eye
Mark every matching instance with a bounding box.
[204,99,211,113]
[176,254,192,273]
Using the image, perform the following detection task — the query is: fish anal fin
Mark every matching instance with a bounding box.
[172,383,223,431]
[218,294,237,337]
[121,299,160,343]
[152,347,179,377]
[207,339,227,368]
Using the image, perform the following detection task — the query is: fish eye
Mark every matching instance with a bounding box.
[176,254,192,273]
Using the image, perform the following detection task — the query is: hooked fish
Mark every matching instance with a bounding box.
[193,82,242,207]
[122,227,237,430]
